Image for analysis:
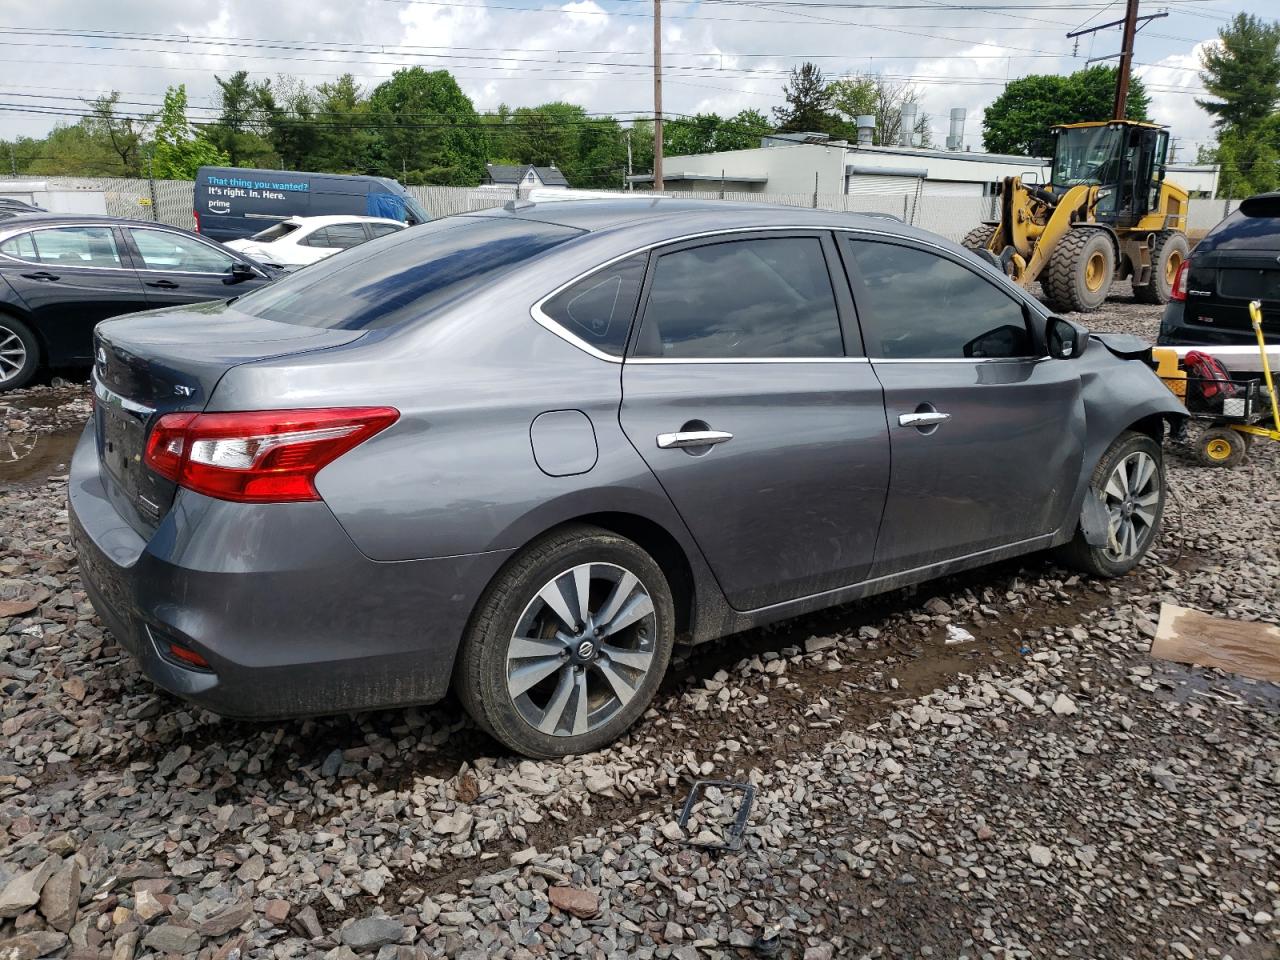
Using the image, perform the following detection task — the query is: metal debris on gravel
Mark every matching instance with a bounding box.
[1,296,1277,959]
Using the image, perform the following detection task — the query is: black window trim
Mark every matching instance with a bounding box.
[836,230,1050,363]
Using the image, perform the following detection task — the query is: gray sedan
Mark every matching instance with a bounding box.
[69,200,1186,757]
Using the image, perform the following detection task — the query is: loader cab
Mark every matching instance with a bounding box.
[1049,121,1170,229]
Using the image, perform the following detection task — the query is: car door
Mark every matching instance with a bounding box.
[123,227,262,308]
[840,234,1085,576]
[619,232,891,611]
[0,225,149,364]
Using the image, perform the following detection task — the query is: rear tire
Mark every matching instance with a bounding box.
[1133,231,1190,304]
[1042,228,1115,314]
[0,314,39,392]
[962,224,996,255]
[453,524,675,758]
[1057,431,1165,577]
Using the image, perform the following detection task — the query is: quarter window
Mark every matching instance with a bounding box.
[634,237,843,359]
[540,254,646,357]
[3,227,121,268]
[844,240,1034,359]
[130,229,236,274]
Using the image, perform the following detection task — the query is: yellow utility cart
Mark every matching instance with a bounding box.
[1154,300,1279,467]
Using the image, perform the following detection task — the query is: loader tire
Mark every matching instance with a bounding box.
[962,224,996,255]
[1042,227,1115,314]
[1133,231,1190,304]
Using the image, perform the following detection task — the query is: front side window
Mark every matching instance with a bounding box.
[541,254,646,357]
[130,229,236,274]
[235,215,582,330]
[9,226,122,268]
[634,237,843,359]
[845,240,1034,360]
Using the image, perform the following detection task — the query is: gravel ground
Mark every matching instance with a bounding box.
[1,293,1277,960]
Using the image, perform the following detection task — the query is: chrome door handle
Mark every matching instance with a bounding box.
[656,430,734,449]
[898,412,951,428]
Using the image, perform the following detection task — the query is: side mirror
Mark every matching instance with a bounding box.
[227,261,256,284]
[1046,315,1088,360]
[1021,169,1040,185]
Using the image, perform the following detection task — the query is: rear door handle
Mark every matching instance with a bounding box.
[898,412,951,428]
[146,279,180,289]
[656,430,734,449]
[21,271,59,281]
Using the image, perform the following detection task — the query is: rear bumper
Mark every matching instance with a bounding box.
[67,422,512,719]
[1157,302,1261,347]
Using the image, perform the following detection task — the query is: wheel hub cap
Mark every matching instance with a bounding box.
[506,562,657,738]
[1101,450,1160,562]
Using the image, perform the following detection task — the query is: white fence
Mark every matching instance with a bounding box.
[5,175,1240,244]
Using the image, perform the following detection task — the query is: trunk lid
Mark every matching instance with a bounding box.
[92,300,363,535]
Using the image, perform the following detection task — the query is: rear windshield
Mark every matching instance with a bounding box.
[251,221,301,242]
[234,216,582,330]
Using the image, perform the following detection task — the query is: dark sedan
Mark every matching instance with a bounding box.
[1159,193,1280,348]
[0,214,275,390]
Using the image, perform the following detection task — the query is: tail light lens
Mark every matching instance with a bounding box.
[192,209,200,233]
[1171,258,1190,301]
[144,407,398,503]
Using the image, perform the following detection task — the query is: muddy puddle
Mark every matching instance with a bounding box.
[0,427,79,485]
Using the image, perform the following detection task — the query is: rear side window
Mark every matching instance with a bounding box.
[323,223,370,249]
[845,240,1033,359]
[369,223,403,238]
[540,254,646,357]
[236,216,582,330]
[634,237,843,359]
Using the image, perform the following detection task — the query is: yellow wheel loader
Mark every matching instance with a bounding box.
[964,120,1189,313]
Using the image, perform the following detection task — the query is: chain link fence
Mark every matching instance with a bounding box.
[5,175,1239,245]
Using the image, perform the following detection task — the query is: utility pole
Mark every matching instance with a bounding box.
[1066,2,1166,120]
[653,0,664,192]
[1112,0,1139,120]
[625,129,633,191]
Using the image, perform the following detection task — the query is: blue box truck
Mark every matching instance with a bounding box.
[194,168,431,241]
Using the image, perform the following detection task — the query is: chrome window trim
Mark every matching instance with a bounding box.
[530,222,1046,365]
[870,356,1050,364]
[0,222,128,271]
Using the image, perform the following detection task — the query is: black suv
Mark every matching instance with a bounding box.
[1159,193,1279,347]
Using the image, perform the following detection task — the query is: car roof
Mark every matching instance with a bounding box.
[288,215,406,227]
[0,212,193,230]
[464,196,934,243]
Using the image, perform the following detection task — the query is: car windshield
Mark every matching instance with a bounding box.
[403,196,431,225]
[234,215,583,330]
[250,221,301,242]
[1051,126,1124,187]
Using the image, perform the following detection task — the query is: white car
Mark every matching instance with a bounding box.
[225,215,406,269]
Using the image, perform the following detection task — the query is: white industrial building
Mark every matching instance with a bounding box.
[628,133,1220,201]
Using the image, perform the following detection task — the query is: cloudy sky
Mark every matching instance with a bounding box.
[0,0,1272,161]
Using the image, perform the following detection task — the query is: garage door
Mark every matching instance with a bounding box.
[845,174,920,197]
[921,180,984,198]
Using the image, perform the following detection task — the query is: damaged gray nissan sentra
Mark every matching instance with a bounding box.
[69,198,1186,757]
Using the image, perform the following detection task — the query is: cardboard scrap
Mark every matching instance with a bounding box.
[1152,603,1280,682]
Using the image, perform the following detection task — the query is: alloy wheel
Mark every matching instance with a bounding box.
[0,325,27,384]
[506,562,656,737]
[1101,450,1160,561]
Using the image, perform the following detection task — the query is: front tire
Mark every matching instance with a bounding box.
[453,524,675,758]
[1042,228,1115,313]
[962,224,996,255]
[1133,231,1190,305]
[0,314,39,391]
[1057,431,1166,577]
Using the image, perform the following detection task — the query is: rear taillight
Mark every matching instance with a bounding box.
[1171,258,1190,301]
[144,407,398,503]
[192,209,200,233]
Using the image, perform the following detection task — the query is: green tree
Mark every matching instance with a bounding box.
[828,75,933,147]
[1211,120,1280,197]
[1198,14,1280,134]
[208,71,276,167]
[716,109,773,150]
[773,63,841,135]
[152,85,228,179]
[85,92,151,176]
[312,74,377,172]
[255,77,322,170]
[368,68,486,185]
[982,66,1150,156]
